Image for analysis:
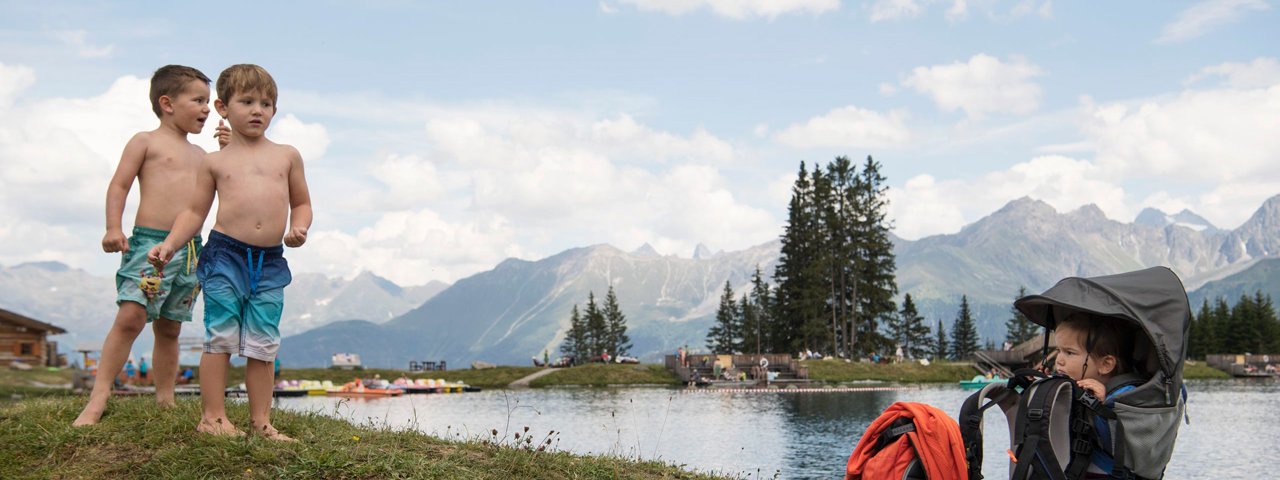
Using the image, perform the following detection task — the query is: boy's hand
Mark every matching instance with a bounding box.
[102,229,129,253]
[147,243,176,268]
[1077,378,1107,400]
[284,227,308,248]
[215,119,231,149]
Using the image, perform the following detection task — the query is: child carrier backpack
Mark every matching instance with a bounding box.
[960,267,1190,480]
[845,402,967,480]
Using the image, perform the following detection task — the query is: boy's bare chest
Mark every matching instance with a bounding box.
[214,158,289,185]
[142,147,200,176]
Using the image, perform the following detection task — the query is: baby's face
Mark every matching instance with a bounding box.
[1053,325,1102,382]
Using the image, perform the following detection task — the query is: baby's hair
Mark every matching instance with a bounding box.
[216,64,278,107]
[1057,312,1135,375]
[150,65,210,118]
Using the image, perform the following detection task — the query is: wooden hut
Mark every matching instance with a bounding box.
[0,307,68,367]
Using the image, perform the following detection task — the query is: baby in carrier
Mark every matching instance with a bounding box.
[1052,313,1146,478]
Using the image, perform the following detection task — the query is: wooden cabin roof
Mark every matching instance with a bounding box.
[0,308,68,334]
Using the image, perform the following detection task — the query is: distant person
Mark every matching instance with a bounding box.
[139,357,150,385]
[74,65,215,427]
[273,357,281,378]
[895,346,904,363]
[123,359,137,385]
[179,367,195,385]
[150,64,312,441]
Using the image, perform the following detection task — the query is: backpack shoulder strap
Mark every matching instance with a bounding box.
[960,382,1018,480]
[1012,376,1078,480]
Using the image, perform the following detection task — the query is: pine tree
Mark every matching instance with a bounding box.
[1255,291,1280,353]
[1189,300,1213,359]
[1214,298,1232,352]
[933,319,949,361]
[707,281,739,353]
[1005,287,1038,346]
[893,293,931,359]
[951,295,980,360]
[849,156,898,355]
[773,162,821,354]
[583,291,607,359]
[602,286,631,356]
[736,293,752,354]
[560,305,588,362]
[744,266,771,354]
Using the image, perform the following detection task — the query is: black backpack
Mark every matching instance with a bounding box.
[959,369,1137,480]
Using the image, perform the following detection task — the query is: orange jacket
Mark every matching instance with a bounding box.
[845,402,967,480]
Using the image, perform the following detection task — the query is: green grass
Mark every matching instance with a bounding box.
[0,367,73,387]
[530,364,680,388]
[0,396,728,479]
[1183,360,1231,379]
[802,360,978,383]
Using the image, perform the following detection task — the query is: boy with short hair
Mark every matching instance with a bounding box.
[150,64,311,441]
[74,64,212,427]
[1053,312,1143,478]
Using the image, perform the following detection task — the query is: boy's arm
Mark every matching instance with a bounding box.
[103,133,148,253]
[282,147,312,248]
[148,156,216,265]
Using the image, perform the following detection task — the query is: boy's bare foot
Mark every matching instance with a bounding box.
[72,406,105,427]
[252,422,297,442]
[156,398,176,409]
[197,417,246,437]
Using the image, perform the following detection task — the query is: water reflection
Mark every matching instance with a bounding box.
[270,380,1280,479]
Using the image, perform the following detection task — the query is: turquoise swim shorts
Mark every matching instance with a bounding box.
[115,226,202,322]
[196,230,292,362]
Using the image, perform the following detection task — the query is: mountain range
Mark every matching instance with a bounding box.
[0,263,444,357]
[281,195,1280,368]
[7,195,1279,368]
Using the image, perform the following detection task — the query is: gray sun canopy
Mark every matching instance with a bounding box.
[1014,266,1191,407]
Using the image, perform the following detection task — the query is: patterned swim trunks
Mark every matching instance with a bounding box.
[115,226,201,322]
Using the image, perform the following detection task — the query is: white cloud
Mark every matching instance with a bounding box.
[0,63,36,108]
[945,0,968,21]
[1185,57,1280,89]
[878,82,899,95]
[1156,0,1269,44]
[890,78,1280,239]
[871,0,1051,22]
[288,209,525,286]
[600,1,619,14]
[618,0,840,19]
[903,54,1043,118]
[774,105,911,148]
[869,0,921,21]
[889,155,1126,239]
[51,30,115,58]
[1083,86,1280,185]
[270,113,331,161]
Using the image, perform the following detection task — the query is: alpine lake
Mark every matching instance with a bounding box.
[268,379,1279,479]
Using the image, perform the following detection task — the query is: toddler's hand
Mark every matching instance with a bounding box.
[148,244,175,268]
[1077,378,1106,400]
[284,227,308,248]
[102,229,129,253]
[215,119,231,149]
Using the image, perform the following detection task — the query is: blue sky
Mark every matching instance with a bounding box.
[1,0,1277,286]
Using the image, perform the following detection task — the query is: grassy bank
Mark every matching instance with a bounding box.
[1183,360,1231,379]
[802,360,977,383]
[530,364,680,388]
[0,396,726,479]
